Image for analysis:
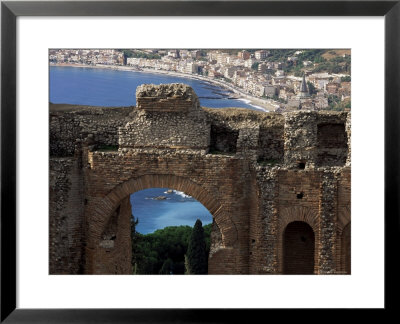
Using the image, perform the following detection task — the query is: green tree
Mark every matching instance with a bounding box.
[251,62,260,71]
[123,49,161,60]
[327,94,342,110]
[159,258,174,274]
[131,223,212,274]
[307,81,317,95]
[294,70,303,77]
[131,215,141,273]
[186,219,207,274]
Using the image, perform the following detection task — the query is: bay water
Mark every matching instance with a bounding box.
[50,66,256,109]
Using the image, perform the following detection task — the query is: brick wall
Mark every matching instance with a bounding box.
[316,123,348,166]
[91,195,132,274]
[137,97,193,112]
[283,111,348,169]
[50,104,131,156]
[49,156,85,274]
[83,152,251,274]
[257,122,284,163]
[49,83,351,275]
[119,84,210,150]
[336,169,351,273]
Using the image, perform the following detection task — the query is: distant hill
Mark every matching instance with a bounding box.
[322,49,351,60]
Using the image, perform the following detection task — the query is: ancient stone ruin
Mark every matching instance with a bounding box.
[49,83,351,275]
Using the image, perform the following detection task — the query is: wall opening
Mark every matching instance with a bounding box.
[129,187,219,274]
[209,125,238,154]
[283,221,315,274]
[316,123,348,166]
[89,174,237,275]
[257,125,284,165]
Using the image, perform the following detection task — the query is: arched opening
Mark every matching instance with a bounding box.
[130,187,217,274]
[283,221,315,274]
[87,174,238,274]
[341,222,351,274]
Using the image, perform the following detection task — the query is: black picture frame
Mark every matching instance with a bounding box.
[1,0,399,322]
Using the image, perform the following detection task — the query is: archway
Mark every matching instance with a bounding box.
[283,221,315,274]
[277,207,319,274]
[85,174,238,274]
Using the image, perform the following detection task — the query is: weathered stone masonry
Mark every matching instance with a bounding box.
[49,83,351,274]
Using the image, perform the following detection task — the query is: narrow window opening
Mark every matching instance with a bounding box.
[209,125,238,154]
[297,192,304,199]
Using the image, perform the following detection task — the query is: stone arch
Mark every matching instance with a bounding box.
[277,206,320,274]
[85,174,238,273]
[336,204,351,273]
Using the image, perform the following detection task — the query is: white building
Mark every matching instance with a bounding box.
[255,50,269,60]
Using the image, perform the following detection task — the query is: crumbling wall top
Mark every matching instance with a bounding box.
[136,83,200,112]
[136,83,194,99]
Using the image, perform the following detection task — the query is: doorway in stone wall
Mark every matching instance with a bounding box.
[283,221,315,274]
[129,188,215,274]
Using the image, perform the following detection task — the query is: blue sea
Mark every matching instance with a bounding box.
[131,188,212,234]
[49,66,257,109]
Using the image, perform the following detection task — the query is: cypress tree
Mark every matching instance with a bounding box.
[186,219,207,274]
[131,215,141,274]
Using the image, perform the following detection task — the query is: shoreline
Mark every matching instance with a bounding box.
[140,68,278,112]
[51,63,279,111]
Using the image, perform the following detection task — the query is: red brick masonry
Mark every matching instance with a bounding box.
[49,84,351,274]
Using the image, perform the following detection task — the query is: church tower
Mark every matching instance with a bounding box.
[297,73,310,99]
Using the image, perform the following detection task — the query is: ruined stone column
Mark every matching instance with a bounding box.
[318,171,338,274]
[345,112,351,166]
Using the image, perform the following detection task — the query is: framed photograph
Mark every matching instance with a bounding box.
[1,0,398,322]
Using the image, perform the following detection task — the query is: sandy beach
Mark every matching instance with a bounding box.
[140,68,279,112]
[51,63,279,111]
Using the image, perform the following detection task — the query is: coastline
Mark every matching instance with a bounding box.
[51,63,279,111]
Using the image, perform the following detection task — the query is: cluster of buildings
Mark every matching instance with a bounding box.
[49,49,125,66]
[49,49,351,111]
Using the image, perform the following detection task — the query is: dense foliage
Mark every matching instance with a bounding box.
[131,216,212,274]
[312,60,350,74]
[266,49,350,75]
[326,95,351,111]
[267,49,297,62]
[307,81,317,96]
[123,50,162,60]
[251,62,260,71]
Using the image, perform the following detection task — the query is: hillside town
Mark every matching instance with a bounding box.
[49,49,351,112]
